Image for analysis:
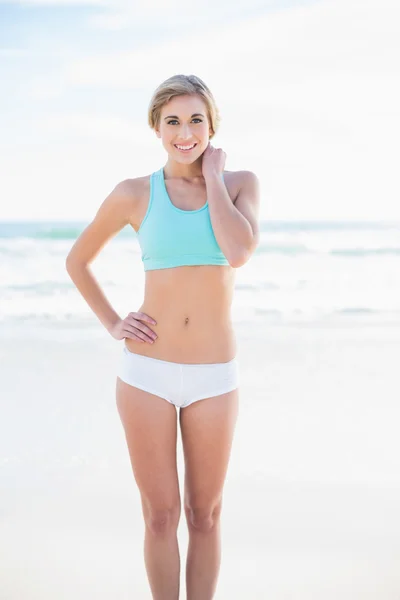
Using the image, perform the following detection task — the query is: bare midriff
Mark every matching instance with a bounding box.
[124,264,237,364]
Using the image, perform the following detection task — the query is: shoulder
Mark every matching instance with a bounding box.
[109,173,158,230]
[223,170,259,203]
[226,169,259,184]
[223,169,258,178]
[113,174,150,198]
[88,179,134,232]
[110,173,151,211]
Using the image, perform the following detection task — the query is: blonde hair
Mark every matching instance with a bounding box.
[148,74,221,139]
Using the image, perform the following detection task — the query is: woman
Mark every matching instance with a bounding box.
[66,74,260,600]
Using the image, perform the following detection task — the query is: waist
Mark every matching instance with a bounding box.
[125,306,236,363]
[125,265,236,362]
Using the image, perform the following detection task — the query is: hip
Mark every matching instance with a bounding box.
[118,344,240,408]
[124,323,237,364]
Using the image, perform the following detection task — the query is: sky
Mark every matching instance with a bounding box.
[0,0,399,222]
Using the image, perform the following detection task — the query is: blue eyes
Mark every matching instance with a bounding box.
[167,119,202,125]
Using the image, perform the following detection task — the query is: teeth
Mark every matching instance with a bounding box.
[175,144,195,150]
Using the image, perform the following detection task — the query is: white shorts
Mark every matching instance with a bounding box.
[117,345,240,409]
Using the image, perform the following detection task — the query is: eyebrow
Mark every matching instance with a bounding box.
[164,113,205,120]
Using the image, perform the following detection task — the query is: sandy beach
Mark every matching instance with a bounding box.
[1,320,400,599]
[2,0,400,593]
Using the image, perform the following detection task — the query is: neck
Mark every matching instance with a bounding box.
[163,158,204,181]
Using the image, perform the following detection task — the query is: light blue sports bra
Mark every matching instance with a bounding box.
[136,167,230,271]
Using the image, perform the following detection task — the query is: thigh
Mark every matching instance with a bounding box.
[116,377,181,517]
[179,389,239,511]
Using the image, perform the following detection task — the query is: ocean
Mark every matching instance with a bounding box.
[2,219,400,598]
[1,219,399,338]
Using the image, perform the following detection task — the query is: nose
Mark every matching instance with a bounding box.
[178,123,193,140]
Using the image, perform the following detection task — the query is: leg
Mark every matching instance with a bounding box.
[179,388,239,600]
[116,376,181,600]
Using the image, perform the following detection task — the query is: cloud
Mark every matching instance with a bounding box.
[0,47,28,57]
[40,0,396,92]
[2,0,400,220]
[0,0,106,5]
[29,74,67,100]
[39,112,151,142]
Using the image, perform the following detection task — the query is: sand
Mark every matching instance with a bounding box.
[1,320,400,599]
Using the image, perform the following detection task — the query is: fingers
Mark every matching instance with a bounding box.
[125,313,158,343]
[123,327,146,342]
[131,311,157,325]
[124,324,154,343]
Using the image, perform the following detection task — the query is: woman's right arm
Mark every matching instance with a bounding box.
[65,179,134,334]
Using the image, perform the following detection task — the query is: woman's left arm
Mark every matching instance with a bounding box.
[205,170,261,268]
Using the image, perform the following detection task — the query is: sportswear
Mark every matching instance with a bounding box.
[136,167,230,271]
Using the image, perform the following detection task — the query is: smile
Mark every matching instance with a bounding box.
[174,143,197,152]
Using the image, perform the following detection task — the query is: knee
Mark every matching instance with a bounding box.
[144,504,181,536]
[185,501,222,533]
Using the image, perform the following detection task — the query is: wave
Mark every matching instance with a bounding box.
[1,219,400,240]
[0,222,132,240]
[256,243,310,255]
[331,248,400,257]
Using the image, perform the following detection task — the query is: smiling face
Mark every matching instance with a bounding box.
[156,94,212,162]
